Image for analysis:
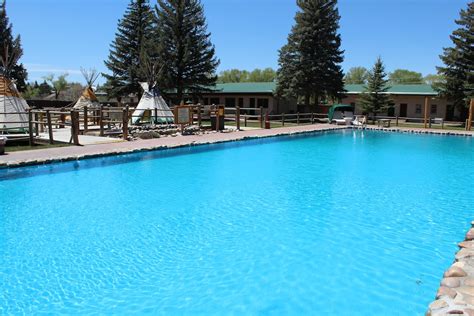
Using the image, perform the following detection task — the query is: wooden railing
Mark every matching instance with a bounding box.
[2,106,471,147]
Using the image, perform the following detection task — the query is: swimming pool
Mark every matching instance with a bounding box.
[0,130,473,314]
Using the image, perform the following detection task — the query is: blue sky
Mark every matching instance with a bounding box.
[6,0,469,84]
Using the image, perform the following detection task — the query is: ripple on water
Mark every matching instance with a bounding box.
[0,130,473,315]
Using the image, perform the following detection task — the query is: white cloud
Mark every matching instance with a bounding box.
[24,63,82,75]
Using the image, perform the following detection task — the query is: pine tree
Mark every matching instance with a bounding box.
[0,0,28,92]
[358,57,394,121]
[437,2,473,120]
[155,0,219,103]
[38,80,52,96]
[103,0,155,99]
[276,0,345,107]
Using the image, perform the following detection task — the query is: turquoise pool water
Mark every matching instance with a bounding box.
[1,130,473,314]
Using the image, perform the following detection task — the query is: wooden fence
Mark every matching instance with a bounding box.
[2,105,472,147]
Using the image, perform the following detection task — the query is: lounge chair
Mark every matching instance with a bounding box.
[352,115,367,127]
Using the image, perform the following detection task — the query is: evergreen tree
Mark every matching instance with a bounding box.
[103,0,155,99]
[358,57,394,121]
[0,0,28,92]
[437,2,473,119]
[38,80,52,96]
[155,0,219,103]
[276,0,345,107]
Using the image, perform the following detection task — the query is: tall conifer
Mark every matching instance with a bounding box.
[103,0,155,99]
[276,0,344,107]
[0,0,28,92]
[437,2,473,119]
[358,57,394,121]
[155,0,219,103]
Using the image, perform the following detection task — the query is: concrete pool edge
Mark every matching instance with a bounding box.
[427,223,474,315]
[1,124,473,169]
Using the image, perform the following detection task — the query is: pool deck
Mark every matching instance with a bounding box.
[1,124,473,168]
[0,124,346,168]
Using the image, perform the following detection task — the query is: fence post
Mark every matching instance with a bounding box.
[123,106,129,140]
[46,110,54,144]
[34,112,39,136]
[39,112,45,133]
[429,116,432,129]
[236,106,240,130]
[83,106,88,134]
[311,112,314,124]
[245,115,247,127]
[396,116,399,127]
[297,112,300,125]
[197,105,202,127]
[216,108,220,132]
[70,110,80,145]
[99,105,104,136]
[60,109,65,128]
[282,113,285,126]
[28,109,35,146]
[260,106,264,128]
[154,108,158,124]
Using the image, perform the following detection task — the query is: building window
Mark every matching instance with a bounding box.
[203,98,209,105]
[257,98,269,108]
[415,104,422,114]
[210,97,220,105]
[225,98,236,107]
[238,98,244,107]
[431,104,437,115]
[249,98,256,108]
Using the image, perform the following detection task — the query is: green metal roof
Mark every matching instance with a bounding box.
[210,82,438,96]
[345,84,437,95]
[212,82,276,94]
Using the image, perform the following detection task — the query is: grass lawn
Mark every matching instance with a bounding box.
[225,121,300,128]
[395,122,466,131]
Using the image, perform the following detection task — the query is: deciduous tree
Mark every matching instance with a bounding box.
[389,69,424,84]
[344,67,368,84]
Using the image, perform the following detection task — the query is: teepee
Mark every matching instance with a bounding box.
[131,57,173,125]
[73,68,100,110]
[0,45,29,131]
[132,83,174,124]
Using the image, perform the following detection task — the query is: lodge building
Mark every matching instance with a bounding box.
[195,82,461,121]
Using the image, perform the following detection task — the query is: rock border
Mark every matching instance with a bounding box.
[427,222,474,315]
[352,125,474,137]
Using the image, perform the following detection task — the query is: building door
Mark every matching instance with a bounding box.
[387,106,395,117]
[399,104,407,117]
[446,104,454,121]
[225,98,236,107]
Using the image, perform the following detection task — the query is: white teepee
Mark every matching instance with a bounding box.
[132,83,174,124]
[1,43,29,132]
[0,75,29,131]
[73,68,100,110]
